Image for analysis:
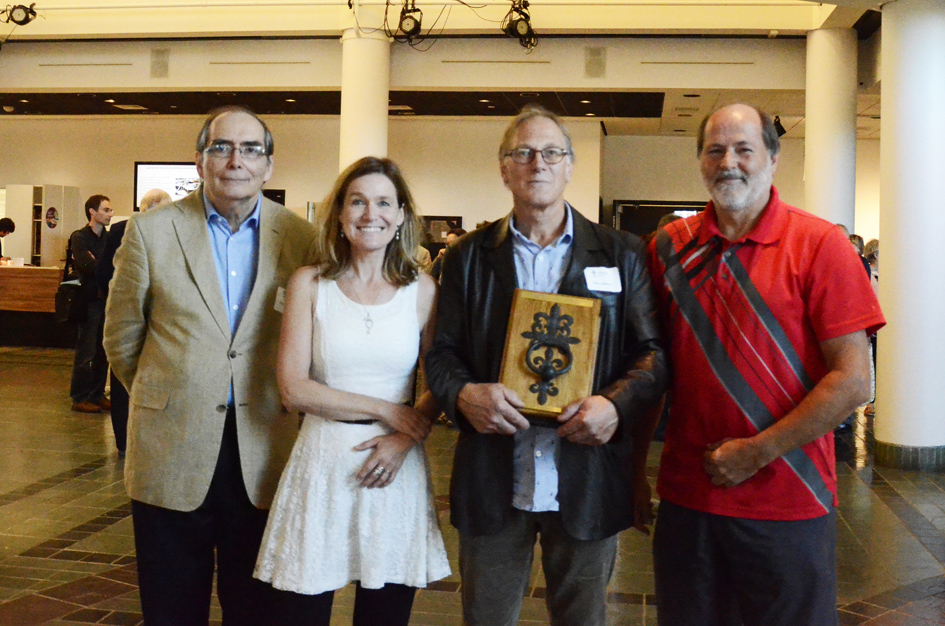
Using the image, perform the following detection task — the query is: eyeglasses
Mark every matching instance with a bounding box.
[504,147,571,165]
[203,143,269,160]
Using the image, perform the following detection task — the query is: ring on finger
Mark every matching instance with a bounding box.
[372,466,385,476]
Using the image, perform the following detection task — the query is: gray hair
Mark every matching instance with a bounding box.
[498,104,575,163]
[139,188,172,212]
[195,105,274,156]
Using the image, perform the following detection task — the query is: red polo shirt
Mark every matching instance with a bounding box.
[648,188,885,521]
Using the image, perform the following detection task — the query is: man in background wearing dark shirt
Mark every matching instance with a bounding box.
[0,217,15,261]
[70,194,112,413]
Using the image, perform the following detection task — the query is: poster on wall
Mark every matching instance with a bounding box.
[134,162,201,210]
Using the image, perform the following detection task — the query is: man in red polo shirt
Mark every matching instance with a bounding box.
[648,104,885,626]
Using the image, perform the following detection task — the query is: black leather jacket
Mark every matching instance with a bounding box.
[426,209,667,540]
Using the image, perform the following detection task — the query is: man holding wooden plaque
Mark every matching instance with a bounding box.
[426,105,667,626]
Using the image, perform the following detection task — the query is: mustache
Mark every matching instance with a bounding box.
[713,170,746,184]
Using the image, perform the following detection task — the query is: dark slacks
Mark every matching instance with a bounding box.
[653,499,838,626]
[109,371,128,453]
[459,509,617,626]
[132,408,281,626]
[267,582,417,626]
[70,299,108,404]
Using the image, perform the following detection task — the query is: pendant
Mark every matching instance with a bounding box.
[364,312,373,334]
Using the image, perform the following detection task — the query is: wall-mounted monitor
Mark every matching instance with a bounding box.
[134,161,201,211]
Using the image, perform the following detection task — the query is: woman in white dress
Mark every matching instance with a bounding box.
[255,156,450,625]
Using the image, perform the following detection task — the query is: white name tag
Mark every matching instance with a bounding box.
[274,286,286,313]
[583,266,621,293]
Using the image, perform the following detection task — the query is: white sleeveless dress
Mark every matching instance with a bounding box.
[254,278,450,595]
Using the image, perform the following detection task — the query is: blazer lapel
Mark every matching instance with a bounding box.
[235,200,284,344]
[173,195,231,341]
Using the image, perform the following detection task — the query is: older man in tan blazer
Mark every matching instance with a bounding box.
[104,106,316,626]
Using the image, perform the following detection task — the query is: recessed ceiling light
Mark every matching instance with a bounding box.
[18,99,28,103]
[170,105,178,109]
[479,99,490,103]
[488,105,495,109]
[285,99,296,103]
[104,99,115,103]
[580,100,591,104]
[683,94,700,98]
[585,113,595,117]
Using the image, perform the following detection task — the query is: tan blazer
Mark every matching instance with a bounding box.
[104,191,316,512]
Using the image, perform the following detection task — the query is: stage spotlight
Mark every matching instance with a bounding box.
[4,4,37,26]
[503,0,536,50]
[774,115,787,137]
[398,1,422,40]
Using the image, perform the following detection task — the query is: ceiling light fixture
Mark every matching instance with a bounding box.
[398,0,422,41]
[773,115,787,137]
[503,0,536,50]
[3,3,37,26]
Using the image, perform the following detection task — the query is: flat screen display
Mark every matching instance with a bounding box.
[134,161,201,211]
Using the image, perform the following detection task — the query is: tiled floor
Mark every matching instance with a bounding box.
[0,347,943,625]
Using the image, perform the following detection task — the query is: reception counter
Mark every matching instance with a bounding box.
[0,266,61,313]
[0,267,76,347]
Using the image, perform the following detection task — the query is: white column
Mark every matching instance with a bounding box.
[339,28,391,171]
[803,28,858,228]
[874,0,945,467]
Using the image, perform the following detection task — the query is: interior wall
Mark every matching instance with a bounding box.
[602,135,880,241]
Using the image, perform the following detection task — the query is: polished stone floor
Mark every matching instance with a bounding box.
[0,347,943,625]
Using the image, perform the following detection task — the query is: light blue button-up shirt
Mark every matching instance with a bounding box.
[509,205,574,512]
[204,191,261,404]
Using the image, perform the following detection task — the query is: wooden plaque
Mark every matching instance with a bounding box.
[499,289,601,419]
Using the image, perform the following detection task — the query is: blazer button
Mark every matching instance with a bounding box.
[228,350,237,358]
[216,404,227,413]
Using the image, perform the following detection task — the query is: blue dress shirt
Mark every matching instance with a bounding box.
[204,191,261,404]
[509,205,574,512]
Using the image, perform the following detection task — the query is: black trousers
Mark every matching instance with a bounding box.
[132,408,281,626]
[109,371,128,453]
[268,581,417,626]
[653,500,838,626]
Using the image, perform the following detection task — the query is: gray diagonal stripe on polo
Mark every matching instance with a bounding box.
[723,251,815,393]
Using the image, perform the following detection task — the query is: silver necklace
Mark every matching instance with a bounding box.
[346,278,385,334]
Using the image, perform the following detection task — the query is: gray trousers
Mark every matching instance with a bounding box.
[459,509,617,626]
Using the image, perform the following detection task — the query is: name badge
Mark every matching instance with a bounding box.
[274,286,286,313]
[583,266,621,293]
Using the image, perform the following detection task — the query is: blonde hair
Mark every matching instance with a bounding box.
[313,157,424,287]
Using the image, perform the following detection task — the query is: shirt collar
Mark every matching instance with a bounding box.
[698,186,786,246]
[203,189,261,232]
[509,203,574,250]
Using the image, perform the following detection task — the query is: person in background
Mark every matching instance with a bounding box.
[104,106,317,626]
[97,188,172,456]
[0,217,15,261]
[863,238,880,416]
[70,195,113,413]
[649,103,884,626]
[428,227,466,281]
[255,156,449,626]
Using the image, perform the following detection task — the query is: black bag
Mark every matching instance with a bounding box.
[54,238,87,324]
